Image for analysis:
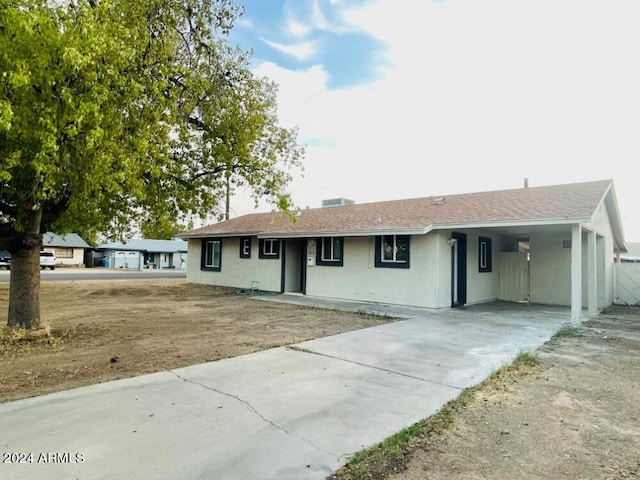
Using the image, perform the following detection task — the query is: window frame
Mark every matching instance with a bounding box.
[54,247,74,259]
[201,238,222,271]
[478,236,492,273]
[316,237,344,267]
[239,237,252,259]
[374,235,410,269]
[259,238,280,259]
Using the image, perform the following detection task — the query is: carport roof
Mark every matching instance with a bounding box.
[180,180,625,250]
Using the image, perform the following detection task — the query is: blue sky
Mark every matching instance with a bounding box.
[225,0,640,241]
[229,0,387,90]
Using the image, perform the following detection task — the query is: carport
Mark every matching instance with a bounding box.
[444,222,614,325]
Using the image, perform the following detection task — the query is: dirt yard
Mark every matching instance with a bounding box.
[3,281,639,479]
[0,279,393,404]
[381,306,640,480]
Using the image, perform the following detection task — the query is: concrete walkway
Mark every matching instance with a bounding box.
[0,299,570,480]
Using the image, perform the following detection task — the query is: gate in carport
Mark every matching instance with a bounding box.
[497,252,530,303]
[615,263,640,305]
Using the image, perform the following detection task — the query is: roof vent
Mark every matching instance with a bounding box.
[434,197,445,205]
[322,198,355,208]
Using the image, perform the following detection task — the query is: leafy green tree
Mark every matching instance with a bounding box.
[0,0,303,329]
[139,216,192,240]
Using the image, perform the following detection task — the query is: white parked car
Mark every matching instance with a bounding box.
[0,251,10,270]
[40,251,56,270]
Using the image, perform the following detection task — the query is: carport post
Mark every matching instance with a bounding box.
[571,224,582,324]
[588,230,598,317]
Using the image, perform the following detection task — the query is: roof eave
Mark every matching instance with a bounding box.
[596,183,627,253]
[180,227,433,239]
[178,231,262,239]
[432,218,593,230]
[258,227,432,239]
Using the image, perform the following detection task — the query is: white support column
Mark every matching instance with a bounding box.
[588,231,598,317]
[571,224,582,324]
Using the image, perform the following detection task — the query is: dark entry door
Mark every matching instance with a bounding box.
[451,232,467,307]
[282,239,306,294]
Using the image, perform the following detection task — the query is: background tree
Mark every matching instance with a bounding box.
[0,0,304,329]
[144,42,304,226]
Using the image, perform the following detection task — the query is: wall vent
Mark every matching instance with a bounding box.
[562,239,572,249]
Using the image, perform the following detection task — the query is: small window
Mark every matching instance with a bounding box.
[201,238,221,271]
[478,237,492,273]
[316,237,344,266]
[54,247,73,259]
[375,235,410,269]
[239,237,251,258]
[259,239,280,259]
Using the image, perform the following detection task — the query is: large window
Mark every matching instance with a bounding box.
[375,235,410,269]
[316,237,344,266]
[259,239,280,259]
[201,238,221,271]
[239,237,251,259]
[478,237,492,272]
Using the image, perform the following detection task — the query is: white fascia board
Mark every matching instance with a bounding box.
[594,183,627,252]
[258,227,432,239]
[431,218,592,230]
[178,231,261,239]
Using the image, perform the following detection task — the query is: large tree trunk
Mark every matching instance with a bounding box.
[7,209,43,330]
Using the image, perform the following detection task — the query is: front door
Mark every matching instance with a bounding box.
[282,239,306,294]
[451,232,467,307]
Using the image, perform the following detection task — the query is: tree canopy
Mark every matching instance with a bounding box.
[0,0,304,328]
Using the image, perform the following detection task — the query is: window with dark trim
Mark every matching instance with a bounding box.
[201,238,222,271]
[375,235,410,269]
[259,238,280,259]
[239,237,251,258]
[478,236,492,273]
[316,237,344,266]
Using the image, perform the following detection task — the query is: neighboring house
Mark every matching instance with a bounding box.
[42,232,91,267]
[178,180,627,323]
[620,243,640,262]
[95,239,188,269]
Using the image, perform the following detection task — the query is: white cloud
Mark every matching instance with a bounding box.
[282,0,329,38]
[236,0,640,240]
[260,38,317,61]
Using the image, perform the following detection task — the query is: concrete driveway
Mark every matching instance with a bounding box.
[0,299,569,480]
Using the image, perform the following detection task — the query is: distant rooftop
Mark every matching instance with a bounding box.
[43,232,90,249]
[97,238,187,253]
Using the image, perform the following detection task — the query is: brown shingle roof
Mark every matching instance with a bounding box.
[180,180,614,238]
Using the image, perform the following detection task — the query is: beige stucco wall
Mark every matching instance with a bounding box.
[187,230,503,309]
[461,230,500,306]
[306,230,500,308]
[528,220,614,308]
[186,237,282,292]
[305,234,440,308]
